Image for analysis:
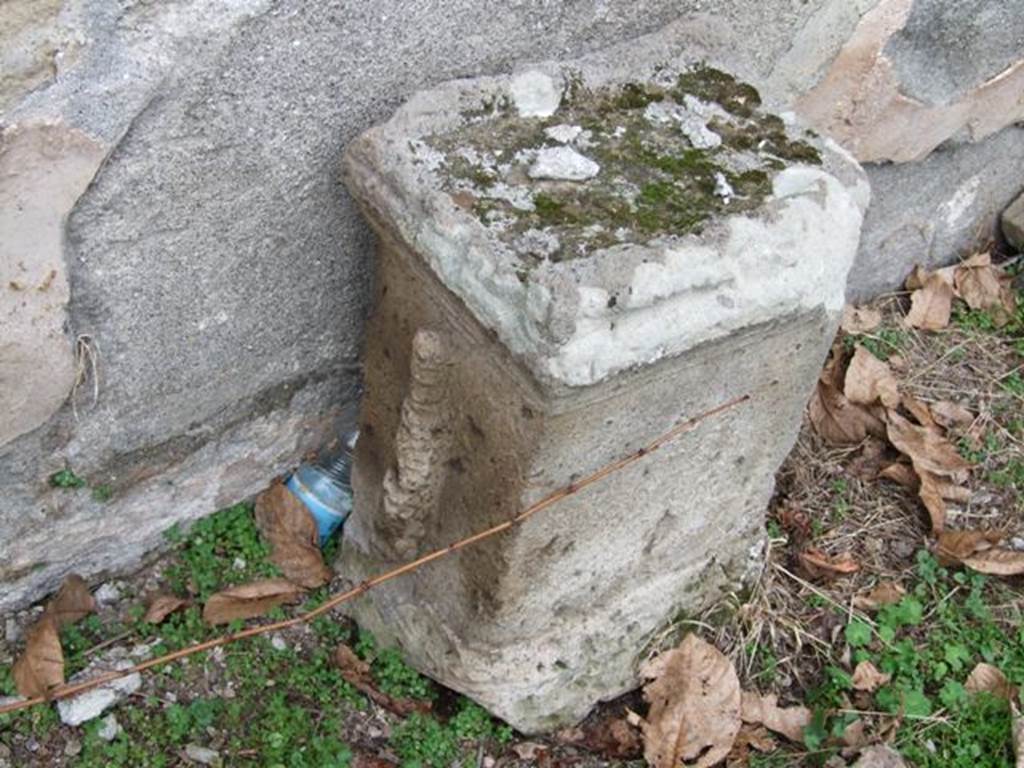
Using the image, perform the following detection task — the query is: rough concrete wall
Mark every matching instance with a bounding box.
[1,0,1021,609]
[0,0,859,611]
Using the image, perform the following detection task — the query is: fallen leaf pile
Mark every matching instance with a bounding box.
[201,482,335,625]
[640,634,810,767]
[809,258,1024,577]
[903,253,1017,331]
[12,574,96,697]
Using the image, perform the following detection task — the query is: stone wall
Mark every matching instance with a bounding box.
[1,0,1022,610]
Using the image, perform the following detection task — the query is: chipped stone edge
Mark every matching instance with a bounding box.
[343,60,870,389]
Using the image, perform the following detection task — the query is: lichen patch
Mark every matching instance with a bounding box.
[422,65,823,266]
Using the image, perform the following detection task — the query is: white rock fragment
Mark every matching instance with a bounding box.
[97,714,121,742]
[714,172,735,203]
[678,112,721,149]
[643,100,721,149]
[270,634,287,651]
[516,229,561,258]
[5,619,19,645]
[184,744,222,766]
[510,71,561,118]
[543,124,582,144]
[528,146,599,181]
[232,557,246,570]
[57,653,141,726]
[94,582,122,606]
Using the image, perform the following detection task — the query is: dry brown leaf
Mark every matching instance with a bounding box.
[12,619,64,697]
[202,578,304,625]
[809,345,887,446]
[962,547,1024,576]
[901,394,939,432]
[934,530,1024,575]
[841,719,868,749]
[44,574,96,629]
[917,469,948,534]
[334,644,431,717]
[854,581,906,611]
[965,663,1018,701]
[848,437,890,480]
[954,253,1018,326]
[741,691,811,743]
[568,716,643,759]
[845,347,900,408]
[936,530,1004,565]
[143,594,188,624]
[254,482,333,589]
[852,661,891,692]
[641,633,741,768]
[727,724,776,765]
[929,400,974,430]
[798,548,859,580]
[905,268,954,330]
[841,306,883,334]
[885,410,972,479]
[879,462,917,488]
[853,744,908,768]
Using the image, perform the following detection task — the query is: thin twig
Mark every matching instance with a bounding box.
[0,393,751,716]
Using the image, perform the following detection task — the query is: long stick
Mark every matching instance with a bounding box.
[0,393,749,716]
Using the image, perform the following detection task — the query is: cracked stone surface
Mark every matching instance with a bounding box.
[340,48,867,731]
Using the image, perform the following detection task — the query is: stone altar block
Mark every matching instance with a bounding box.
[339,49,868,732]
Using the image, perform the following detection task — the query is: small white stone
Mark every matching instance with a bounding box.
[97,714,121,742]
[509,71,561,118]
[5,619,19,645]
[528,146,599,181]
[184,743,222,766]
[57,657,141,726]
[516,229,561,258]
[1011,537,1024,552]
[270,634,287,651]
[94,582,122,606]
[714,172,734,202]
[64,738,83,757]
[232,557,246,570]
[543,124,582,144]
[678,113,721,149]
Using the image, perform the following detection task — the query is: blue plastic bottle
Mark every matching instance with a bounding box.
[286,429,358,547]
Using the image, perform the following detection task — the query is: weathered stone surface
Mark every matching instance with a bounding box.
[1003,192,1024,252]
[339,52,867,731]
[851,124,1024,299]
[798,0,1024,163]
[0,0,1020,615]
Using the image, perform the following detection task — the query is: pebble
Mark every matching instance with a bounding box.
[4,619,19,645]
[94,582,123,606]
[714,172,734,202]
[543,124,582,144]
[57,653,142,726]
[64,738,83,757]
[528,146,600,181]
[509,71,561,118]
[1011,537,1024,552]
[270,634,287,652]
[232,557,246,570]
[184,744,222,766]
[98,714,121,742]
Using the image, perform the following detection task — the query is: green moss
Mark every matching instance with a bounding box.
[674,65,762,118]
[432,65,824,263]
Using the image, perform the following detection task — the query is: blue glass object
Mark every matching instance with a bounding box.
[285,430,357,547]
